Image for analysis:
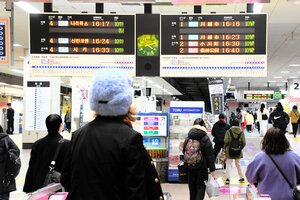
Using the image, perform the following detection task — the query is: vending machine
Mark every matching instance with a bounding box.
[132,113,169,182]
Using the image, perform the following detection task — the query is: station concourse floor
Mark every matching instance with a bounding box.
[8,129,300,200]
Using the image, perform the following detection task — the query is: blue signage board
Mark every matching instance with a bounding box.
[144,121,159,126]
[170,107,203,114]
[143,138,148,147]
[149,138,161,147]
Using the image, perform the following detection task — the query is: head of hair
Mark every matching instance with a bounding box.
[260,104,265,113]
[7,103,11,107]
[193,118,206,127]
[0,125,3,133]
[219,113,225,120]
[236,108,240,113]
[293,105,298,110]
[261,127,290,154]
[276,103,283,112]
[230,119,239,127]
[45,114,62,134]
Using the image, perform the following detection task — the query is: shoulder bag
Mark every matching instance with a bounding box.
[267,154,300,200]
[43,139,64,186]
[294,112,300,124]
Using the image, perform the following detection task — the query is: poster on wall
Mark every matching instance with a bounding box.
[208,78,224,115]
[168,101,205,181]
[25,81,51,131]
[132,114,167,137]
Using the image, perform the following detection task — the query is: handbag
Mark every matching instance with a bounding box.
[262,114,268,120]
[43,139,64,187]
[267,154,300,200]
[177,163,188,183]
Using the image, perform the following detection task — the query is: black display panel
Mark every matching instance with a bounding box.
[30,14,135,55]
[161,14,267,55]
[0,21,6,57]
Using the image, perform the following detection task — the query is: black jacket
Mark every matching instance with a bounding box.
[183,126,215,175]
[7,108,14,121]
[269,110,290,131]
[23,132,70,193]
[61,116,163,200]
[212,120,230,144]
[0,133,19,194]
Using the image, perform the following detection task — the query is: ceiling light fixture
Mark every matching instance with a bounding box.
[154,84,162,89]
[268,80,276,83]
[10,69,24,74]
[289,64,300,67]
[15,2,41,13]
[274,76,282,79]
[282,80,288,83]
[147,79,154,84]
[13,44,22,47]
[0,82,8,85]
[288,76,298,79]
[280,71,290,74]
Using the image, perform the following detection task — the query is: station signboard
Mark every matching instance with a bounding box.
[160,14,267,77]
[29,13,135,76]
[0,18,11,66]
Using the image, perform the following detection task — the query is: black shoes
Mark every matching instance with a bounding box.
[226,179,230,185]
[239,178,245,183]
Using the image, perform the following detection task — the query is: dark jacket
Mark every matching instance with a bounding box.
[183,125,215,175]
[269,110,290,131]
[224,127,246,159]
[61,116,163,200]
[23,132,70,193]
[0,133,19,194]
[7,108,14,121]
[212,120,230,144]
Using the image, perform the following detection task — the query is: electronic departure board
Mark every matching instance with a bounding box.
[29,13,135,76]
[160,14,267,77]
[0,18,11,65]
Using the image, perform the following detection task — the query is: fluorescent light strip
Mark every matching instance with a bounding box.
[154,84,162,89]
[10,69,24,74]
[268,80,276,83]
[147,79,154,84]
[0,82,8,85]
[274,76,282,79]
[15,2,41,13]
[290,64,300,67]
[289,76,298,79]
[13,44,22,47]
[280,71,290,74]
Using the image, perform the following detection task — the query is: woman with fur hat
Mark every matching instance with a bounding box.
[61,69,163,200]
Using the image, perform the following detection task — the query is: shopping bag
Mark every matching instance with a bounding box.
[205,174,220,198]
[177,163,188,183]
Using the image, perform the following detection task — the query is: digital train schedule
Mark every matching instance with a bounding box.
[160,14,267,77]
[29,13,135,77]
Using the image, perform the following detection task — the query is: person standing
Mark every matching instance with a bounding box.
[257,104,269,137]
[23,114,70,193]
[61,69,163,200]
[289,105,300,138]
[6,103,14,135]
[183,118,216,200]
[211,113,230,159]
[246,127,300,200]
[64,110,71,133]
[245,111,254,133]
[0,125,20,200]
[224,119,246,185]
[269,103,289,133]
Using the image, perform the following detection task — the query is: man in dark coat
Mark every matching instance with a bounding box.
[61,69,163,200]
[6,103,14,135]
[212,113,230,159]
[0,125,20,200]
[23,114,70,193]
[183,118,216,200]
[269,102,290,133]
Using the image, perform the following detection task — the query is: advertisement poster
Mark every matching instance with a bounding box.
[168,101,204,181]
[133,114,167,137]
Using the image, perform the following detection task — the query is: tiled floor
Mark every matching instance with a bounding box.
[8,129,300,200]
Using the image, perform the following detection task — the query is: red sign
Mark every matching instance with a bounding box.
[144,126,159,131]
[0,102,8,107]
[172,0,269,5]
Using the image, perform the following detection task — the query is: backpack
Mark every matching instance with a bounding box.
[184,139,202,165]
[273,112,288,130]
[228,129,242,158]
[3,136,21,181]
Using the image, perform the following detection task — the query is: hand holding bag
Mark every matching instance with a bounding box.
[268,154,300,200]
[205,174,220,198]
[43,140,64,187]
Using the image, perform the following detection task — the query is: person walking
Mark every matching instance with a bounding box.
[6,103,14,135]
[64,110,71,133]
[61,69,163,200]
[23,114,70,193]
[245,111,254,133]
[211,113,230,159]
[183,118,216,200]
[269,103,289,133]
[224,119,246,185]
[289,105,300,138]
[0,125,20,200]
[257,104,269,137]
[246,127,300,200]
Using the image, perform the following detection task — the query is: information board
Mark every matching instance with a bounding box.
[29,13,135,76]
[161,14,267,77]
[0,18,11,65]
[132,115,167,137]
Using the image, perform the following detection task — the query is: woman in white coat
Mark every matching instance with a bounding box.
[257,104,269,137]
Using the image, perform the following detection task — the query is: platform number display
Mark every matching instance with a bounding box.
[292,79,300,96]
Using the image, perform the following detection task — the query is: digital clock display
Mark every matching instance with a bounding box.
[30,14,134,55]
[161,14,266,55]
